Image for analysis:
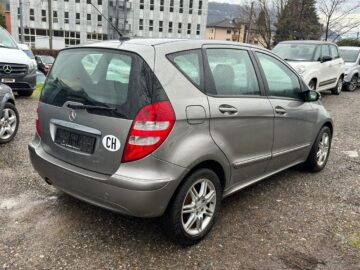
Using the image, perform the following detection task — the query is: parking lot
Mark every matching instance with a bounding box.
[1,90,360,269]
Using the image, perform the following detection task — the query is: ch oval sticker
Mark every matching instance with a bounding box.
[102,135,121,152]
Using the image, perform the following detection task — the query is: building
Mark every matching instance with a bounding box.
[7,0,208,49]
[206,18,265,47]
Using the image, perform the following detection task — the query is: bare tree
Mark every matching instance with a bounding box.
[318,0,360,41]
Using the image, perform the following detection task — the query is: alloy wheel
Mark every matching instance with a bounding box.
[0,108,18,140]
[181,178,217,236]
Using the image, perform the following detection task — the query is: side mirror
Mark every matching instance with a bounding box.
[303,90,321,102]
[321,56,332,63]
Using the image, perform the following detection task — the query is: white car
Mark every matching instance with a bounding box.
[339,46,360,92]
[273,41,345,95]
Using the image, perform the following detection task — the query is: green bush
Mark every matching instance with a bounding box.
[336,39,360,47]
[32,48,59,58]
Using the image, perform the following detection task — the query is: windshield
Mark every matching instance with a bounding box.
[273,43,318,61]
[339,49,360,63]
[0,27,18,49]
[40,55,55,64]
[40,48,167,119]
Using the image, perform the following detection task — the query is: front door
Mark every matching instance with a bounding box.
[254,51,317,172]
[204,46,274,187]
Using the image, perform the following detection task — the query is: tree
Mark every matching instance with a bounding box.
[318,0,360,41]
[274,0,322,44]
[0,4,6,29]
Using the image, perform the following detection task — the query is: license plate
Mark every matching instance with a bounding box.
[1,78,15,83]
[54,128,96,154]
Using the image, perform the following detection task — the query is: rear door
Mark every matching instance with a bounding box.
[253,50,317,172]
[38,48,155,175]
[203,45,274,186]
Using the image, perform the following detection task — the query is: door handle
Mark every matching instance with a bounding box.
[219,104,238,114]
[274,106,287,115]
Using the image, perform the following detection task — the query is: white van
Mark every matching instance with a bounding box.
[0,26,37,97]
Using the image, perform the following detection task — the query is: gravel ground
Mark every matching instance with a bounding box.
[0,90,360,270]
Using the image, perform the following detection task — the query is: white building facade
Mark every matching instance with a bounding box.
[9,0,208,49]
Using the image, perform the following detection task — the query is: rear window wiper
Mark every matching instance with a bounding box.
[67,104,116,111]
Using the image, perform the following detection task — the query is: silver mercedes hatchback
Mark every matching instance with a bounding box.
[29,39,333,245]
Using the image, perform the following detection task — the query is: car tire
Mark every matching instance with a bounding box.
[331,77,343,95]
[304,126,332,172]
[346,75,358,92]
[309,79,317,90]
[17,90,34,97]
[0,102,20,144]
[164,168,222,246]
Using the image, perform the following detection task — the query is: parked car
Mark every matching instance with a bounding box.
[18,43,37,67]
[273,41,345,95]
[0,26,37,97]
[0,83,19,144]
[339,46,360,92]
[29,39,333,245]
[35,55,55,75]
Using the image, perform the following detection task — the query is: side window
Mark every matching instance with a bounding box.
[256,52,301,99]
[168,50,202,87]
[330,45,339,59]
[205,48,260,96]
[322,45,331,58]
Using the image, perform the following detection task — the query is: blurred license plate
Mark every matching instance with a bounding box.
[1,78,15,83]
[55,128,96,154]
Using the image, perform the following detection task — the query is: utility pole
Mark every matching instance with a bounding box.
[48,0,53,49]
[246,1,254,44]
[19,0,24,43]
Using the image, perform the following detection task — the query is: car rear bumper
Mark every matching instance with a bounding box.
[28,138,186,217]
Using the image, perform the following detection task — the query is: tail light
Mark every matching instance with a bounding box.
[36,103,40,136]
[122,101,175,162]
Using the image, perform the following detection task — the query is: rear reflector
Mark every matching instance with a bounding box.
[122,101,175,162]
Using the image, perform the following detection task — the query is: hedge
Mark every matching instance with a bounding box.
[32,48,59,58]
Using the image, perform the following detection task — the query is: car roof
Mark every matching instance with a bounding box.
[278,40,336,45]
[80,38,265,51]
[338,46,360,50]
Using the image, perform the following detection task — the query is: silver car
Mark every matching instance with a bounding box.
[29,39,333,245]
[339,46,360,92]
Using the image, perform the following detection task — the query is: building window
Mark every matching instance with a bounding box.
[30,9,34,21]
[139,19,143,30]
[196,24,200,35]
[149,20,153,31]
[189,0,193,14]
[41,10,46,22]
[170,0,174,12]
[53,11,58,23]
[140,0,144,9]
[178,23,182,34]
[169,22,173,33]
[180,0,183,13]
[150,0,154,11]
[76,13,80,24]
[160,0,164,11]
[64,12,69,24]
[187,23,191,35]
[198,0,203,15]
[159,21,163,32]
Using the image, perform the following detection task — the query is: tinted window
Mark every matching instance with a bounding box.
[322,45,331,58]
[206,49,260,96]
[41,48,167,119]
[256,52,301,99]
[168,50,202,87]
[330,45,339,59]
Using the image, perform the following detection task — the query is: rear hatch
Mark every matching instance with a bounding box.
[38,47,166,175]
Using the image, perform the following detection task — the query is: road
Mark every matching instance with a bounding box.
[1,90,359,269]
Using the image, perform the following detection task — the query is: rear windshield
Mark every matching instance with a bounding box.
[40,48,167,119]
